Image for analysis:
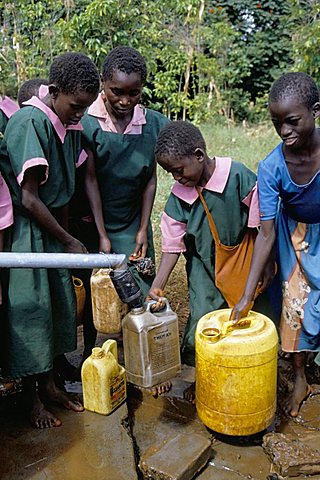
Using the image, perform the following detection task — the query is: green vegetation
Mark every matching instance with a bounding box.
[0,0,319,122]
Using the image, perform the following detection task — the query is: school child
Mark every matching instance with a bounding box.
[0,52,100,428]
[148,120,274,399]
[81,45,170,297]
[0,95,19,141]
[17,78,49,107]
[231,72,320,417]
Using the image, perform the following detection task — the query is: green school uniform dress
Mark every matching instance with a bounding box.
[161,157,273,366]
[81,98,169,295]
[0,96,84,378]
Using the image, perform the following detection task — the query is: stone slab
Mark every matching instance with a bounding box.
[0,399,137,480]
[139,433,211,480]
[262,432,320,477]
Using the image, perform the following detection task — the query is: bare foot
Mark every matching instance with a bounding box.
[285,378,312,417]
[151,381,172,399]
[40,377,84,412]
[30,400,62,429]
[183,382,196,404]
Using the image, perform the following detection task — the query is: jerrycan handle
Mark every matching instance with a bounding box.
[145,297,172,313]
[102,339,118,360]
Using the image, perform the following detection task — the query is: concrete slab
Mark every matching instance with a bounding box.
[0,398,137,480]
[139,433,211,480]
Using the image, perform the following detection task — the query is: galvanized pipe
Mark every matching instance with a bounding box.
[0,252,126,269]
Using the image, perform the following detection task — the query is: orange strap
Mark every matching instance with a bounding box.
[196,187,220,245]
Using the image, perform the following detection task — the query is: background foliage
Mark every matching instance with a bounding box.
[0,0,318,122]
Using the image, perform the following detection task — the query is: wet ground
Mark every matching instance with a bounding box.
[1,324,320,479]
[2,258,320,479]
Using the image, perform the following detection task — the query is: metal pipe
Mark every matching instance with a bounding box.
[0,252,126,269]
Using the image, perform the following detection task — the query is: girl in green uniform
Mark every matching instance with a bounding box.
[148,121,275,398]
[81,46,170,296]
[0,53,100,428]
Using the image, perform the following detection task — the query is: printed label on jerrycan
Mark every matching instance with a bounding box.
[110,375,126,408]
[148,323,179,373]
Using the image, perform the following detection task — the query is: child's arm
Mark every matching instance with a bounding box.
[230,218,276,322]
[148,252,180,308]
[84,149,111,253]
[132,166,157,258]
[21,166,87,253]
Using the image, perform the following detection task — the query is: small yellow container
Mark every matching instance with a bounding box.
[90,268,128,334]
[81,340,126,415]
[195,309,278,436]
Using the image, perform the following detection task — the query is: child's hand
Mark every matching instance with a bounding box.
[99,235,111,254]
[132,228,148,259]
[146,287,166,311]
[64,237,88,254]
[229,296,253,324]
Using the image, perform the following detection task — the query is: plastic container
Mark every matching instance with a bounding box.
[122,299,181,387]
[195,308,278,436]
[90,268,128,334]
[81,340,126,415]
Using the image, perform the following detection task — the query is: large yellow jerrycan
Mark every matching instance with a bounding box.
[90,268,128,333]
[81,340,126,415]
[195,309,278,436]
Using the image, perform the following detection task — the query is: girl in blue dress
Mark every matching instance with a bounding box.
[232,72,320,417]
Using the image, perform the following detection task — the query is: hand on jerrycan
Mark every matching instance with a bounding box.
[229,295,254,325]
[146,287,166,312]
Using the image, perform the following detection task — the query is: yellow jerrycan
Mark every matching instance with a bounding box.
[195,309,278,436]
[90,268,128,333]
[81,339,126,415]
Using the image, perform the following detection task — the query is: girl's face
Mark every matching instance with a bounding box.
[269,95,320,150]
[158,151,205,187]
[50,87,97,126]
[102,69,142,118]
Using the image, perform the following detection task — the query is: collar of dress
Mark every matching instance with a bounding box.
[0,96,19,118]
[171,156,232,205]
[23,95,83,144]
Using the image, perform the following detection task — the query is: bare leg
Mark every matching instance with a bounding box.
[285,351,312,417]
[23,375,61,429]
[38,370,84,412]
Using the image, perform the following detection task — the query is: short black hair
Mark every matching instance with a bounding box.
[155,121,206,161]
[269,72,319,109]
[17,78,48,107]
[49,52,100,95]
[101,46,147,84]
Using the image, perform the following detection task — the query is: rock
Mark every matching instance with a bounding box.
[262,432,320,477]
[139,433,212,480]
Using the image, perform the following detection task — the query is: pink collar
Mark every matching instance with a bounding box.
[171,156,232,205]
[23,96,83,143]
[87,93,146,127]
[0,96,19,118]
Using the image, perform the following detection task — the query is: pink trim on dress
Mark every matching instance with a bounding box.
[17,158,49,186]
[161,212,187,253]
[0,174,13,229]
[38,84,49,100]
[171,157,232,205]
[23,96,83,143]
[241,182,260,228]
[87,93,146,134]
[76,149,88,168]
[0,96,19,119]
